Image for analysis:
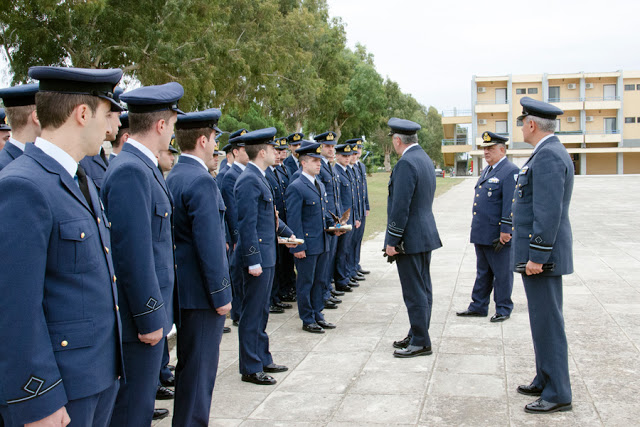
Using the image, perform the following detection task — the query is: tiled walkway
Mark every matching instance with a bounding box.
[155,176,640,426]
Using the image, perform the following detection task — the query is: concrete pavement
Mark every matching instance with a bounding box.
[155,175,640,426]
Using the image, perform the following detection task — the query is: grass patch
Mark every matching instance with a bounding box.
[363,173,462,241]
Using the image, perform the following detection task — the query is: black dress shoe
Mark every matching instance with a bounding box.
[348,280,360,287]
[335,284,353,292]
[241,372,277,385]
[490,313,510,322]
[524,398,572,414]
[167,364,176,372]
[160,375,175,387]
[153,408,169,420]
[517,383,543,396]
[324,301,338,309]
[280,294,297,302]
[317,320,336,329]
[269,305,285,314]
[329,296,342,304]
[331,289,345,297]
[393,336,411,349]
[156,385,174,400]
[393,345,433,358]
[223,326,231,333]
[358,268,370,275]
[302,323,325,333]
[456,309,487,317]
[275,302,293,309]
[353,273,365,281]
[263,363,288,373]
[232,320,239,326]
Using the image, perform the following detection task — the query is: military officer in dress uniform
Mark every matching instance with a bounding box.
[286,140,340,333]
[217,142,234,185]
[0,84,40,171]
[333,143,358,293]
[167,109,232,425]
[102,82,183,425]
[221,129,249,325]
[386,118,442,358]
[0,108,11,150]
[79,87,124,191]
[457,131,519,322]
[512,97,574,414]
[353,139,370,276]
[109,112,129,161]
[234,128,296,385]
[347,139,366,284]
[314,131,343,308]
[283,132,303,176]
[0,66,124,427]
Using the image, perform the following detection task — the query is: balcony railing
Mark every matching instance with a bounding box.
[585,129,620,134]
[556,131,585,135]
[585,96,620,101]
[441,109,472,117]
[548,97,583,103]
[476,100,509,105]
[441,139,469,146]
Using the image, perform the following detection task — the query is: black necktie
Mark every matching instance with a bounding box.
[484,165,492,178]
[100,147,109,167]
[76,165,93,210]
[314,179,322,195]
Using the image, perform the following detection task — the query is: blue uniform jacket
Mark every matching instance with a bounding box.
[511,136,574,275]
[0,144,122,424]
[0,141,23,171]
[166,156,232,310]
[318,159,342,217]
[471,158,519,245]
[79,153,108,190]
[351,165,365,219]
[358,160,370,211]
[285,175,332,255]
[333,164,359,224]
[385,145,442,254]
[101,143,176,342]
[221,163,243,246]
[235,163,293,268]
[216,162,231,190]
[283,155,299,177]
[266,166,287,221]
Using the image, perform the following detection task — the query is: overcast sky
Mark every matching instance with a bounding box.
[327,0,640,112]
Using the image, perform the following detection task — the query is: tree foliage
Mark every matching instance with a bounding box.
[0,0,444,167]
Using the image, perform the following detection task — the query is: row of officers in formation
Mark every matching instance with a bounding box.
[0,66,371,427]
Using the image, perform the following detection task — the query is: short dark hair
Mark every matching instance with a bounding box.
[5,105,36,131]
[128,110,174,135]
[113,128,128,148]
[245,143,269,160]
[175,127,214,152]
[35,92,100,130]
[298,154,310,164]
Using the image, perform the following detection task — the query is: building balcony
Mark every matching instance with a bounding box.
[584,96,621,110]
[548,98,584,111]
[475,102,510,114]
[584,130,622,144]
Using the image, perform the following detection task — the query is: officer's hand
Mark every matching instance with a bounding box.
[216,302,232,316]
[249,266,263,277]
[365,210,370,217]
[233,243,237,251]
[385,245,398,257]
[334,230,346,236]
[138,328,164,346]
[499,232,512,245]
[226,243,229,251]
[26,407,70,427]
[525,261,544,275]
[294,251,306,259]
[355,220,361,228]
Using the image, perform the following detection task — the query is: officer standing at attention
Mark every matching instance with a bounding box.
[157,137,179,175]
[457,131,519,322]
[217,142,234,185]
[333,143,357,293]
[0,84,40,171]
[167,109,232,425]
[0,66,123,427]
[79,87,123,190]
[386,118,442,358]
[353,139,370,276]
[0,108,11,150]
[283,131,303,176]
[286,140,339,333]
[512,97,574,414]
[109,112,129,161]
[102,82,183,425]
[347,139,366,284]
[234,128,296,385]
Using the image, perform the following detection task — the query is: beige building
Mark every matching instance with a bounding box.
[442,70,640,175]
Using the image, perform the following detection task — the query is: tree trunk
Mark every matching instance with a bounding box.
[384,150,391,172]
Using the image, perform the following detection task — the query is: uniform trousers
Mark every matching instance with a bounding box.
[523,274,572,404]
[109,338,165,427]
[334,231,353,286]
[323,235,339,300]
[468,244,514,316]
[354,215,366,271]
[173,309,225,426]
[229,248,243,322]
[239,267,275,375]
[396,252,433,348]
[294,251,329,325]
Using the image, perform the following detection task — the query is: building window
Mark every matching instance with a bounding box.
[555,119,561,132]
[495,121,508,134]
[625,117,636,124]
[549,86,560,102]
[637,84,640,90]
[527,88,538,94]
[604,117,617,133]
[603,84,617,100]
[516,88,526,95]
[625,84,636,91]
[495,88,507,104]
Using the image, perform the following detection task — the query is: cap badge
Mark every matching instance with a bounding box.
[326,133,334,141]
[344,146,351,152]
[293,134,301,142]
[483,133,491,142]
[316,146,321,153]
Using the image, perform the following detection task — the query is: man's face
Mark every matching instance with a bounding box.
[203,131,217,160]
[226,152,234,165]
[336,153,350,167]
[0,130,10,148]
[302,156,322,176]
[83,100,112,157]
[289,144,301,158]
[205,153,218,173]
[349,153,358,165]
[521,117,533,144]
[234,146,249,165]
[264,144,277,167]
[159,112,178,154]
[104,111,121,142]
[157,149,175,172]
[483,144,505,166]
[279,149,288,162]
[321,143,335,160]
[274,150,283,166]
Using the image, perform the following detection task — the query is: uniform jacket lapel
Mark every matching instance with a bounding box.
[123,143,173,204]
